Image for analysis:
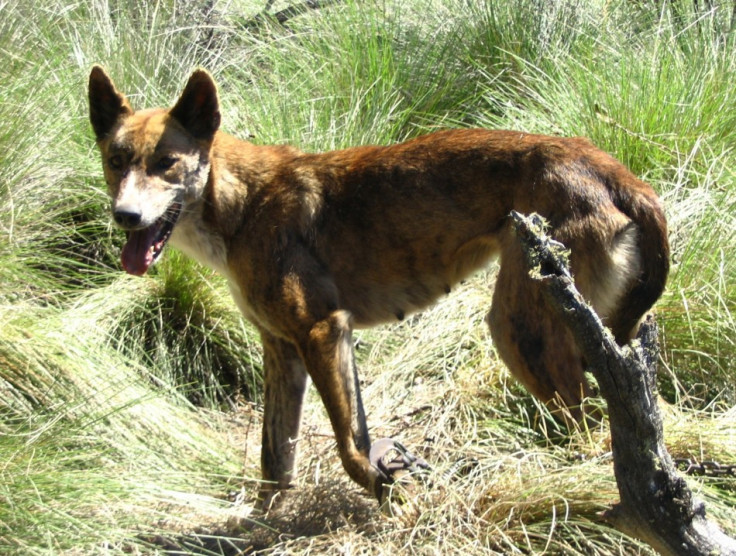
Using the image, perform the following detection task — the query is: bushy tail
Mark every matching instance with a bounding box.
[608,191,670,344]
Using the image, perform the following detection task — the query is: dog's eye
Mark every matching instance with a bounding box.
[108,155,124,170]
[157,156,178,170]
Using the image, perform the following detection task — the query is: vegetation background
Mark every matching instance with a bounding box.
[1,0,735,553]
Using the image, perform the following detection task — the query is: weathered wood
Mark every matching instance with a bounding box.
[510,211,736,556]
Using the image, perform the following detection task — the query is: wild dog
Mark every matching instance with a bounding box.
[88,66,669,507]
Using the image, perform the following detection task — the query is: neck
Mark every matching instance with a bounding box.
[169,132,303,276]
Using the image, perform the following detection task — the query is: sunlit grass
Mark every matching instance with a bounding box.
[0,305,244,554]
[0,0,734,553]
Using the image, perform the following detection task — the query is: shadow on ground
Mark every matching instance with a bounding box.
[140,481,382,555]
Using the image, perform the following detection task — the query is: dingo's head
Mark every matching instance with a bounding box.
[88,66,220,275]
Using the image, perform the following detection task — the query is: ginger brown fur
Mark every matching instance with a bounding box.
[88,67,669,506]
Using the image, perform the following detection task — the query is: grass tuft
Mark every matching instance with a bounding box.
[0,0,734,553]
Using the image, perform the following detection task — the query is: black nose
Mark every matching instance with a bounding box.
[113,208,142,229]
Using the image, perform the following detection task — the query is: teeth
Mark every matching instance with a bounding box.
[150,205,179,261]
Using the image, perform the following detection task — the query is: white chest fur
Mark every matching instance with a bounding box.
[170,217,229,276]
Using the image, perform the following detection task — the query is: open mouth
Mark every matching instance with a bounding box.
[120,202,182,276]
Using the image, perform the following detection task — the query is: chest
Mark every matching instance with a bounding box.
[170,217,229,276]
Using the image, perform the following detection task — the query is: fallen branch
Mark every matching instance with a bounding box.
[241,0,344,32]
[510,211,736,556]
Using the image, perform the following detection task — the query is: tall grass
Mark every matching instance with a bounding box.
[1,0,734,553]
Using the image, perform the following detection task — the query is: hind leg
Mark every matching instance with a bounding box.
[487,246,597,424]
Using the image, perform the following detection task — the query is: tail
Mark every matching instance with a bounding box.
[608,189,670,344]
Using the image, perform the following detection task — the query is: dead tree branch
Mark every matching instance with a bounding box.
[242,0,344,32]
[510,211,736,556]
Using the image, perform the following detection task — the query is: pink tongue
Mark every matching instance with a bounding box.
[121,227,158,276]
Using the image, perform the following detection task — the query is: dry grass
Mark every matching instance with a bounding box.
[120,272,734,555]
[1,0,735,553]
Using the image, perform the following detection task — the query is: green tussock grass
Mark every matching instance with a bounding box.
[1,0,735,553]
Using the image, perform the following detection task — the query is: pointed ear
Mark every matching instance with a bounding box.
[169,69,221,140]
[88,65,133,141]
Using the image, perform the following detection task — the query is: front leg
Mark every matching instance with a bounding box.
[246,245,390,502]
[299,310,386,499]
[259,331,309,508]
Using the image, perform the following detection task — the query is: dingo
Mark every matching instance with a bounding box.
[88,66,669,506]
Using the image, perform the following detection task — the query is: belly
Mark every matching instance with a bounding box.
[334,237,499,327]
[339,278,451,327]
